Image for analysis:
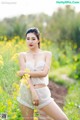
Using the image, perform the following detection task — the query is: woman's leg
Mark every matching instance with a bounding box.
[19,103,34,120]
[40,101,68,120]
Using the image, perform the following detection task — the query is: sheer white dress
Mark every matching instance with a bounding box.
[17,60,53,109]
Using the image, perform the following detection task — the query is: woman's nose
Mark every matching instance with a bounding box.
[29,40,33,43]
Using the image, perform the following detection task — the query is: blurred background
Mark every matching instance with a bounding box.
[0,0,80,120]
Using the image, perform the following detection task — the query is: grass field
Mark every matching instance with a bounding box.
[0,36,80,120]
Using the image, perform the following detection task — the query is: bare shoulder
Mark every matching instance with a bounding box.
[43,50,52,57]
[18,52,27,61]
[18,52,26,57]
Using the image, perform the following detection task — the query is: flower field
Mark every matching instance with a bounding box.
[0,36,80,120]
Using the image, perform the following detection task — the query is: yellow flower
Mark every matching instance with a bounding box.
[27,84,30,88]
[21,79,28,84]
[23,75,26,79]
[4,36,7,41]
[25,74,30,78]
[12,114,16,119]
[16,71,20,76]
[0,86,3,93]
[11,53,19,63]
[20,68,30,89]
[0,55,3,61]
[34,107,40,118]
[6,42,12,48]
[25,68,30,72]
[0,60,4,67]
[7,99,12,106]
[34,109,38,113]
[34,117,38,120]
[12,83,19,90]
[16,68,31,90]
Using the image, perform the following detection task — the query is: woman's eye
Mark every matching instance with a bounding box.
[27,38,30,40]
[26,37,36,40]
[32,38,35,40]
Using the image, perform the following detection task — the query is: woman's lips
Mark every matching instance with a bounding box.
[29,44,33,46]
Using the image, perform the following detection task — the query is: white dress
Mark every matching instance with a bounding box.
[17,60,53,109]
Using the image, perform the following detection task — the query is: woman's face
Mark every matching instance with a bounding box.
[26,33,39,49]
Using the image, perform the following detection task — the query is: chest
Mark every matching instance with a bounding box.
[25,53,46,67]
[26,61,45,71]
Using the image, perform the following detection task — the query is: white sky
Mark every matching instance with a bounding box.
[0,0,80,20]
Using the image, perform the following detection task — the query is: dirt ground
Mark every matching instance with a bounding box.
[38,80,68,120]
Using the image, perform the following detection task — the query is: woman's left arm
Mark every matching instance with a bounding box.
[29,51,52,77]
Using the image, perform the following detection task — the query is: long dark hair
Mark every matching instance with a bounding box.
[26,27,40,48]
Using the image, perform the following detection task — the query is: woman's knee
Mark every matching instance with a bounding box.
[19,103,34,119]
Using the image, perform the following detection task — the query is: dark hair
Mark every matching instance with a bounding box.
[26,27,40,48]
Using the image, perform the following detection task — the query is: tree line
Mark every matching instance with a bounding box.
[0,5,80,50]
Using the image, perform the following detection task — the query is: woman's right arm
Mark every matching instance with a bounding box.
[18,52,26,76]
[17,52,39,106]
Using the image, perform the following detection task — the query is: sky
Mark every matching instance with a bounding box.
[0,0,80,20]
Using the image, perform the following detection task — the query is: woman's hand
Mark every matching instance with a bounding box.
[31,90,39,106]
[17,70,26,77]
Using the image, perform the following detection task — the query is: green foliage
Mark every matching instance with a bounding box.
[0,13,49,39]
[46,5,80,49]
[64,82,80,120]
[69,53,80,80]
[0,5,80,50]
[0,33,80,119]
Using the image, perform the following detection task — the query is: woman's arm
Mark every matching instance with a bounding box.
[18,51,52,78]
[18,52,26,71]
[17,52,26,78]
[18,52,39,106]
[29,51,52,77]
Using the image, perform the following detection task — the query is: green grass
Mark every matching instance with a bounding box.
[64,81,80,120]
[0,39,80,120]
[49,65,80,120]
[49,64,73,87]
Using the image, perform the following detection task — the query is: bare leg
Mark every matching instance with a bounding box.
[38,109,54,120]
[19,103,34,120]
[40,101,68,120]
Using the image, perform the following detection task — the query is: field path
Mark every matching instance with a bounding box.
[38,80,68,120]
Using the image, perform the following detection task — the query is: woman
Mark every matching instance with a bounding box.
[17,27,68,120]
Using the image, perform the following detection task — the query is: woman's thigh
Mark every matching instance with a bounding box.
[40,101,68,120]
[19,103,34,120]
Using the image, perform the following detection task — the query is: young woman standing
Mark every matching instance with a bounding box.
[17,27,68,120]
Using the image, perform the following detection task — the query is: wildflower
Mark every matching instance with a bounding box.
[4,36,7,41]
[0,55,3,61]
[0,86,3,94]
[34,107,40,120]
[11,53,19,63]
[12,114,16,119]
[12,83,19,91]
[0,55,4,68]
[18,68,31,89]
[16,71,20,76]
[73,55,78,61]
[34,108,38,113]
[7,99,12,106]
[12,83,20,99]
[0,60,4,67]
[21,76,30,88]
[34,117,38,120]
[27,84,30,88]
[6,42,12,48]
